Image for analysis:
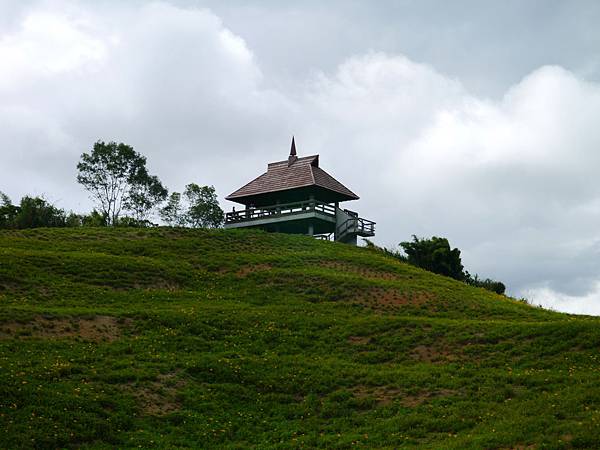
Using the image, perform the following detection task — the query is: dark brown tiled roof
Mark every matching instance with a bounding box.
[226,153,359,202]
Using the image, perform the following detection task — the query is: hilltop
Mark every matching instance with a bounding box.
[1,228,599,449]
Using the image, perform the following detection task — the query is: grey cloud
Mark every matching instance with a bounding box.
[193,0,600,97]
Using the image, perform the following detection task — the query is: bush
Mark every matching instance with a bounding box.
[81,210,109,227]
[400,235,464,281]
[464,272,506,295]
[365,237,507,295]
[363,239,408,262]
[15,196,67,229]
[115,216,154,228]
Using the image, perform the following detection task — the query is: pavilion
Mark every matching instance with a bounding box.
[224,138,375,245]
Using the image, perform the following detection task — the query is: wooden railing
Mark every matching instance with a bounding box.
[336,216,376,239]
[225,200,336,224]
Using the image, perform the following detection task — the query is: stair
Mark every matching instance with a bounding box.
[335,216,375,244]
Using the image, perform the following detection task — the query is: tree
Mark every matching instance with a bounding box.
[125,170,168,222]
[15,196,66,229]
[0,191,11,207]
[400,235,464,281]
[76,141,167,225]
[183,184,224,228]
[81,210,108,227]
[65,212,83,228]
[159,192,185,226]
[0,192,19,228]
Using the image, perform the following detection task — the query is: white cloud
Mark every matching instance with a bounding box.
[523,283,600,316]
[0,1,293,207]
[300,55,600,313]
[0,9,109,90]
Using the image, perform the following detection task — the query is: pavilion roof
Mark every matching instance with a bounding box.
[226,138,359,203]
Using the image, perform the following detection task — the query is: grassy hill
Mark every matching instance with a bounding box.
[1,228,599,449]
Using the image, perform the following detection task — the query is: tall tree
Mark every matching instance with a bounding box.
[183,184,224,228]
[159,192,185,226]
[76,141,166,225]
[0,192,18,228]
[125,169,168,222]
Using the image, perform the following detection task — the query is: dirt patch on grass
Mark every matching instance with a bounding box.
[354,288,435,311]
[400,388,457,407]
[235,263,273,278]
[352,385,457,407]
[348,335,371,345]
[320,261,402,281]
[501,445,537,450]
[0,315,132,342]
[0,280,22,293]
[352,385,404,406]
[139,280,180,292]
[410,344,461,363]
[125,371,186,416]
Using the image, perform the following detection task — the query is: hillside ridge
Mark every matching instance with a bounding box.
[1,228,599,449]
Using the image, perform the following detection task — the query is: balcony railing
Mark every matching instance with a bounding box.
[336,216,376,239]
[225,200,336,224]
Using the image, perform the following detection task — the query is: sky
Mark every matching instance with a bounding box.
[2,0,600,314]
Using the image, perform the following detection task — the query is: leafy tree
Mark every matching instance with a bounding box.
[159,192,185,226]
[15,196,66,229]
[0,191,11,207]
[0,192,19,228]
[183,184,224,228]
[400,235,464,281]
[65,213,83,228]
[76,141,167,225]
[125,170,168,222]
[81,210,108,227]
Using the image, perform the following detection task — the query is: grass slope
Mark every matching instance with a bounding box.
[1,228,599,449]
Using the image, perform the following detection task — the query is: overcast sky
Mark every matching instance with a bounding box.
[2,0,600,314]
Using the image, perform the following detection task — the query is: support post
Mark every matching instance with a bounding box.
[305,194,315,212]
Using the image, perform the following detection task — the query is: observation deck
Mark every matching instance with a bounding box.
[224,200,375,243]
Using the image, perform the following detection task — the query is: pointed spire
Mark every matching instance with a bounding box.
[288,136,298,166]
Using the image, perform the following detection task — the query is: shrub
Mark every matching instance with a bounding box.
[15,196,67,229]
[464,272,506,295]
[400,235,464,281]
[365,237,507,295]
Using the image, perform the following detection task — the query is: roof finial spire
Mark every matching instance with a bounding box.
[288,136,298,166]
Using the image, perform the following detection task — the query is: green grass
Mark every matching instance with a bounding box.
[1,227,599,449]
